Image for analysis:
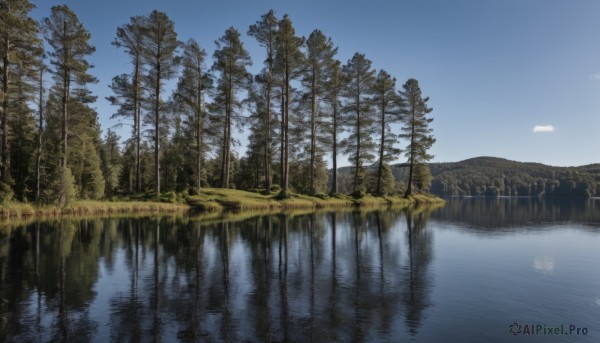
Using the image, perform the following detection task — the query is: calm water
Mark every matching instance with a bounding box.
[0,198,599,342]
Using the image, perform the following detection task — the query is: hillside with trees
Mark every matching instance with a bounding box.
[401,157,600,197]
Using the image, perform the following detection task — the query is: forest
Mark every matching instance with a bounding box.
[0,2,436,205]
[425,157,600,197]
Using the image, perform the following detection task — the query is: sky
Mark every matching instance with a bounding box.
[29,0,600,167]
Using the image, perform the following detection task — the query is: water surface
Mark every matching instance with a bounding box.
[0,198,598,342]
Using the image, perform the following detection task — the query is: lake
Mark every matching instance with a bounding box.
[0,197,599,342]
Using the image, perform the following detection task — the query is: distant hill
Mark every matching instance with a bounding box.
[421,156,600,197]
[336,157,600,197]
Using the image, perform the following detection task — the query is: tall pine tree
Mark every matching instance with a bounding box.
[109,15,145,193]
[372,69,401,195]
[0,0,42,189]
[248,10,278,191]
[399,78,435,197]
[301,29,336,194]
[141,10,179,195]
[211,27,251,188]
[274,14,304,193]
[341,53,376,193]
[174,39,211,191]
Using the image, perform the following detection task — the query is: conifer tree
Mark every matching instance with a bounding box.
[43,4,97,169]
[174,39,211,191]
[141,10,179,195]
[341,53,376,193]
[399,78,435,196]
[275,14,304,192]
[109,15,145,193]
[372,69,401,195]
[0,0,42,187]
[324,59,346,194]
[211,27,251,188]
[248,10,278,191]
[302,29,336,194]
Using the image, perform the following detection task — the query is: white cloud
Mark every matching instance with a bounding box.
[589,73,600,79]
[533,125,555,133]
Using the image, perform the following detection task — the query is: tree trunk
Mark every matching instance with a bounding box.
[353,75,361,193]
[283,62,290,191]
[264,54,273,191]
[310,68,316,194]
[154,56,161,196]
[61,21,69,168]
[1,34,10,182]
[195,61,203,190]
[404,109,416,197]
[35,68,43,203]
[280,87,285,188]
[134,55,141,193]
[331,99,338,194]
[376,96,385,195]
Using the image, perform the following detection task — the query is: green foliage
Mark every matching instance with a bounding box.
[368,163,396,196]
[0,182,14,203]
[70,134,105,199]
[341,53,377,192]
[414,164,433,192]
[46,165,76,206]
[428,157,600,197]
[400,78,435,196]
[212,27,252,188]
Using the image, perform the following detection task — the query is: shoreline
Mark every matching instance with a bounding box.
[0,188,445,220]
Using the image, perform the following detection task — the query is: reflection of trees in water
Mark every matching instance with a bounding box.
[432,197,600,231]
[0,210,437,341]
[403,209,433,335]
[0,219,102,342]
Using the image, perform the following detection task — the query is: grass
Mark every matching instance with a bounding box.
[0,200,189,219]
[186,187,444,212]
[0,188,444,220]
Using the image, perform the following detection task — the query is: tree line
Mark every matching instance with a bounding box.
[0,2,436,204]
[426,157,600,197]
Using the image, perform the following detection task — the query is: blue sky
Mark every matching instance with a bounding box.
[30,0,600,167]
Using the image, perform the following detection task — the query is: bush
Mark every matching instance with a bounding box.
[350,190,366,199]
[47,166,77,206]
[313,192,329,200]
[0,182,14,203]
[270,184,281,192]
[275,189,293,200]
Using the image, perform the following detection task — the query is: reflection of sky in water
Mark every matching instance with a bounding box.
[533,256,554,274]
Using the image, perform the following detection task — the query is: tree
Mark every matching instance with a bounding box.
[109,15,145,193]
[141,10,179,196]
[100,129,121,197]
[35,64,44,203]
[399,78,435,196]
[211,27,251,188]
[0,0,42,187]
[43,4,97,169]
[301,29,336,194]
[324,59,346,194]
[372,70,401,195]
[275,14,304,192]
[341,53,376,193]
[248,10,278,191]
[174,39,211,191]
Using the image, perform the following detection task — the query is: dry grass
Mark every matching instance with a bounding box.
[0,189,445,221]
[186,188,445,212]
[0,200,189,219]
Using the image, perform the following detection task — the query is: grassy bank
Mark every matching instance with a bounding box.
[186,188,445,212]
[0,201,189,219]
[0,188,444,220]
